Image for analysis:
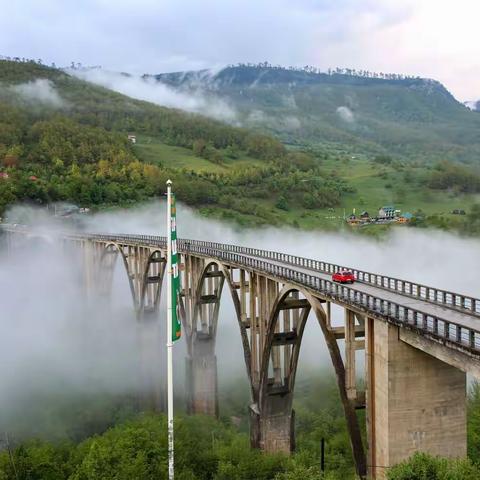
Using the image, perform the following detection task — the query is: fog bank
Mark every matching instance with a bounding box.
[69,68,238,123]
[2,200,479,439]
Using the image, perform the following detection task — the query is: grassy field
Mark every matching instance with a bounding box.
[319,155,480,226]
[134,134,479,233]
[133,135,264,173]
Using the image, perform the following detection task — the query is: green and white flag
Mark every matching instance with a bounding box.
[170,194,181,342]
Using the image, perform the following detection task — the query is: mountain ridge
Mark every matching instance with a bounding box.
[148,65,480,163]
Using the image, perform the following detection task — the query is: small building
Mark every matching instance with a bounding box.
[347,214,361,226]
[397,212,413,223]
[127,134,137,144]
[452,209,466,215]
[378,206,395,219]
[29,175,38,181]
[360,211,370,220]
[0,172,9,179]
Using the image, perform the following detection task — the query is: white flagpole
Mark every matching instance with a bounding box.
[166,179,174,480]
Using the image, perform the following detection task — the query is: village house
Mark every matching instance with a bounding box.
[347,214,362,225]
[127,134,137,144]
[378,205,396,219]
[396,212,413,223]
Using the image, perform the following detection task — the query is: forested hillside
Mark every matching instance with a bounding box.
[0,60,347,224]
[152,64,480,164]
[2,59,480,234]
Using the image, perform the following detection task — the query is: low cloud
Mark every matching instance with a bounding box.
[69,68,238,123]
[3,200,480,438]
[336,105,355,123]
[283,115,301,130]
[245,109,301,131]
[10,79,64,108]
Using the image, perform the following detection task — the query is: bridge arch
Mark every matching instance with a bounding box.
[138,249,166,318]
[252,285,364,474]
[186,265,366,476]
[185,259,254,414]
[96,244,166,319]
[96,242,135,305]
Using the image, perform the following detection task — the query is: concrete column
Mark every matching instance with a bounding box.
[250,394,295,453]
[186,338,218,417]
[366,319,466,479]
[260,409,294,453]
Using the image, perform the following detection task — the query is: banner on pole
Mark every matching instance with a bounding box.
[170,193,181,342]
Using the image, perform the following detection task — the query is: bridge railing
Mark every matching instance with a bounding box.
[61,231,480,318]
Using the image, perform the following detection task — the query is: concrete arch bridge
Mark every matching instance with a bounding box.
[2,228,480,479]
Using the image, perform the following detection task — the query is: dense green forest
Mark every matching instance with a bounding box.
[1,377,480,479]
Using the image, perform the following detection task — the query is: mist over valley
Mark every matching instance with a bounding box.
[1,1,480,477]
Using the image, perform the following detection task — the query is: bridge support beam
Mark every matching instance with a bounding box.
[186,337,218,417]
[366,319,466,479]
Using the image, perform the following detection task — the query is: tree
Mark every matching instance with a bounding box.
[275,196,289,211]
[192,139,207,157]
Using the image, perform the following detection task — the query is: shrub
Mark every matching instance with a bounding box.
[387,452,480,480]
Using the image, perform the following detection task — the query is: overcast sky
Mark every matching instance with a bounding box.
[1,0,479,100]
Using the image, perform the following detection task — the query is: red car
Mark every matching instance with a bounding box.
[332,269,355,284]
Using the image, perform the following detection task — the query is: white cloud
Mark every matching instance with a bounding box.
[0,0,478,99]
[70,68,238,123]
[336,105,354,123]
[10,79,64,107]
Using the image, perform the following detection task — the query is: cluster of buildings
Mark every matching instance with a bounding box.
[347,206,413,226]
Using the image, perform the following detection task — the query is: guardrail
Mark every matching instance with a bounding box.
[63,231,480,318]
[62,232,480,354]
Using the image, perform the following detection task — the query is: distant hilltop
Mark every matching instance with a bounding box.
[148,63,480,163]
[150,63,449,93]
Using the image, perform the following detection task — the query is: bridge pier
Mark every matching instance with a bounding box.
[366,319,467,479]
[186,336,219,417]
[250,395,295,453]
